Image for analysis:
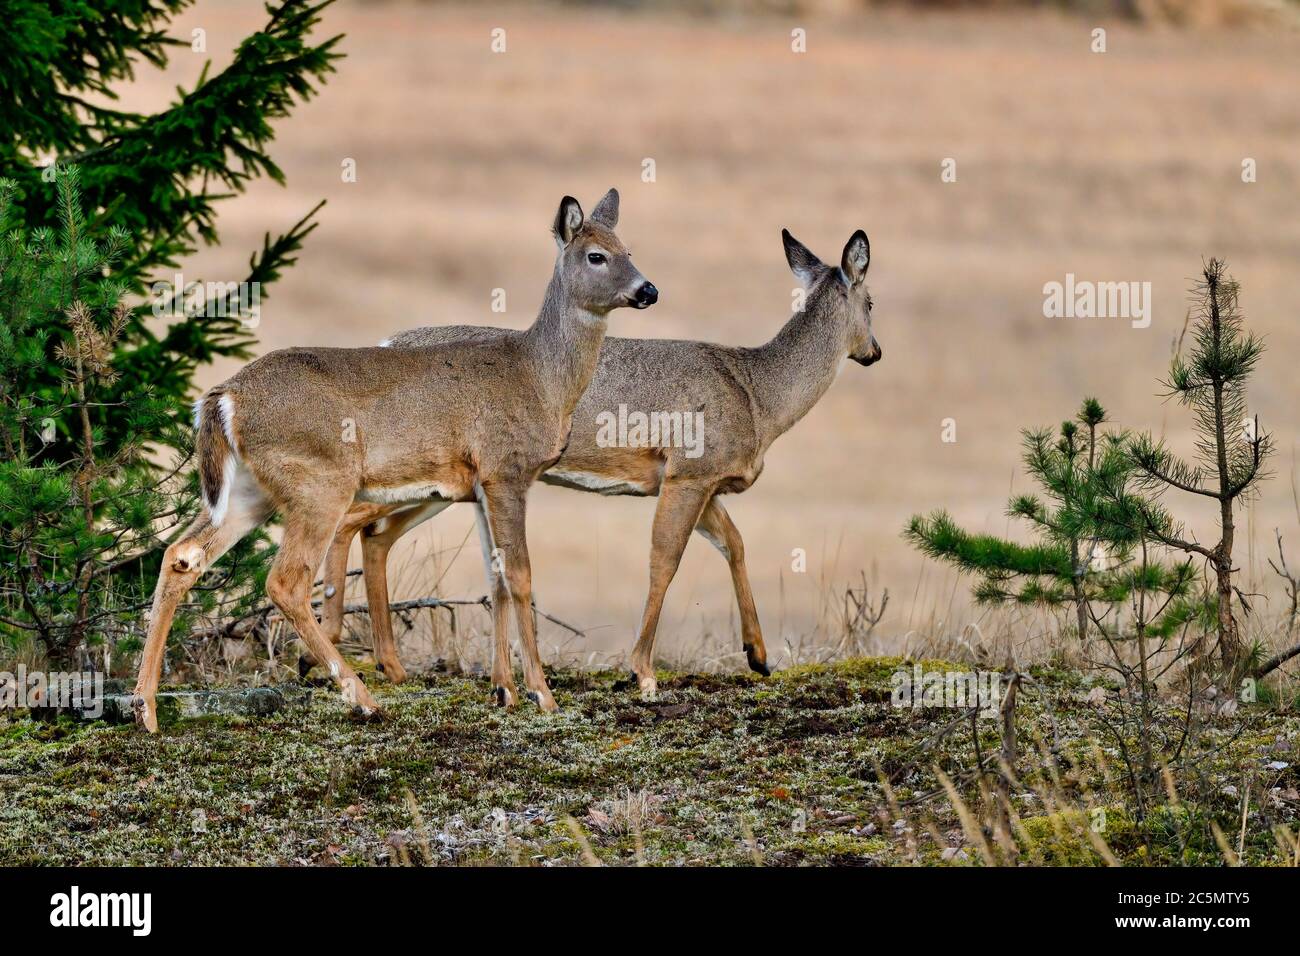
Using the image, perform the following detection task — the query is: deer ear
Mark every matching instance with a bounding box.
[782,229,823,287]
[589,188,619,228]
[553,196,584,245]
[840,230,870,286]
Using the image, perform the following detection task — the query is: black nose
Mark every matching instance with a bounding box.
[634,282,658,308]
[852,342,882,366]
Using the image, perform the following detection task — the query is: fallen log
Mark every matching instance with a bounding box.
[33,684,315,725]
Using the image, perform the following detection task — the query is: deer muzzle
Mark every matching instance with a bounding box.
[852,339,882,366]
[632,282,659,309]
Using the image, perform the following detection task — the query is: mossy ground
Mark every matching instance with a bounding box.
[1,658,1296,866]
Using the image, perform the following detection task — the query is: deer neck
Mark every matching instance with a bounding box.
[747,304,850,441]
[522,269,609,416]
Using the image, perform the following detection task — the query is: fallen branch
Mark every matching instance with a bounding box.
[337,595,488,614]
[188,593,586,642]
[1254,642,1300,680]
[314,568,363,589]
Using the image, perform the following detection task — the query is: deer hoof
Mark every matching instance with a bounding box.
[492,685,517,708]
[744,645,771,677]
[638,676,658,702]
[349,704,383,723]
[526,689,559,713]
[132,694,159,734]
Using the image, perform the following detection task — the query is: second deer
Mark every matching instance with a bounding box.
[322,228,879,699]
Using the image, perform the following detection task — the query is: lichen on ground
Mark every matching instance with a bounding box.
[0,658,1295,866]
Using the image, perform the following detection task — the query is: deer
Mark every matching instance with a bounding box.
[130,189,656,730]
[317,227,879,700]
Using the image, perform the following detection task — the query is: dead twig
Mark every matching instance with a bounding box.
[190,594,586,642]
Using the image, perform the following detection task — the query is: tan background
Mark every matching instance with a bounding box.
[125,1,1300,668]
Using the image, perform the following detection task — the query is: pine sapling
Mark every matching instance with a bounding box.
[1126,259,1270,676]
[905,399,1191,646]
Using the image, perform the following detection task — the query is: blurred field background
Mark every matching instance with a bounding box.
[122,0,1300,672]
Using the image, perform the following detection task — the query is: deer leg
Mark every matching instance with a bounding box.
[305,504,386,677]
[696,496,770,676]
[268,502,380,717]
[319,508,374,646]
[360,501,452,684]
[360,524,405,685]
[478,481,556,711]
[475,501,518,707]
[629,482,713,700]
[133,507,265,732]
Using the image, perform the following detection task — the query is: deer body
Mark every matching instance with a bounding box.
[323,229,879,698]
[132,190,654,729]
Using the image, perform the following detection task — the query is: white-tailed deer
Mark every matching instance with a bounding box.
[321,228,878,699]
[131,189,656,730]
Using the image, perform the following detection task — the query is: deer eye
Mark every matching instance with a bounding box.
[587,252,607,266]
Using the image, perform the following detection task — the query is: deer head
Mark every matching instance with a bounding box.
[553,189,658,316]
[782,228,879,366]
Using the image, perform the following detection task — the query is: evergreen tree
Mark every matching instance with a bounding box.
[0,0,340,460]
[1125,260,1270,674]
[906,399,1197,643]
[0,172,267,667]
[0,0,342,665]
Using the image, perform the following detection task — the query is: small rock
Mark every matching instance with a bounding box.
[941,847,969,862]
[1266,760,1290,771]
[648,702,692,720]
